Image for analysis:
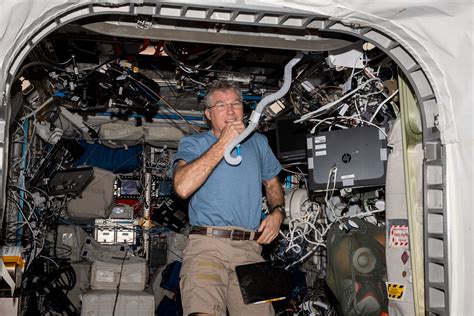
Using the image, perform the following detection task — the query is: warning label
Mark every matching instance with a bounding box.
[387,283,405,300]
[390,225,409,248]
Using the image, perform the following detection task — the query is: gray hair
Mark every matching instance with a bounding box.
[205,80,243,108]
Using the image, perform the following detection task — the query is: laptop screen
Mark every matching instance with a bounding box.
[275,116,308,162]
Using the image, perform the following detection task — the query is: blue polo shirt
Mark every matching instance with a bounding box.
[172,131,281,230]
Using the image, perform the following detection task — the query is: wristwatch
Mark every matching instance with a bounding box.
[271,204,286,220]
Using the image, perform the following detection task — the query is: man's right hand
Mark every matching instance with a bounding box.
[218,121,245,147]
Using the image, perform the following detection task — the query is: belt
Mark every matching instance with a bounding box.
[189,227,262,241]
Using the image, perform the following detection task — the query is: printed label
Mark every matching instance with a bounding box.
[401,251,409,265]
[342,179,354,187]
[96,270,115,283]
[123,272,142,283]
[387,283,405,300]
[339,103,349,116]
[313,136,326,144]
[1,246,20,257]
[390,225,409,248]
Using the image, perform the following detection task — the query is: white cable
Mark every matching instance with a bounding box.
[309,117,347,134]
[310,115,387,138]
[308,119,348,133]
[281,168,306,176]
[345,208,385,219]
[20,97,55,121]
[287,242,327,268]
[185,76,207,87]
[296,77,382,122]
[363,89,385,97]
[369,89,398,123]
[38,255,59,268]
[283,202,330,255]
[353,97,362,117]
[16,206,34,235]
[295,166,309,191]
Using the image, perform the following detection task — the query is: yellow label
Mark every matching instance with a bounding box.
[387,282,405,300]
[2,256,25,268]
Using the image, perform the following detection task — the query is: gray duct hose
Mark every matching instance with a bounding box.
[224,52,304,165]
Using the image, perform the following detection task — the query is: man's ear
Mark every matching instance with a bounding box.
[204,108,211,121]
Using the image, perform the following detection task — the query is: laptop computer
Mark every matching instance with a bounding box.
[235,261,292,305]
[307,126,387,191]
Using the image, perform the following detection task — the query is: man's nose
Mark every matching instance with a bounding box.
[226,104,235,113]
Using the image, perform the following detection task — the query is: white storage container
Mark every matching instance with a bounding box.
[67,167,116,219]
[56,225,89,261]
[81,290,154,316]
[91,256,147,291]
[68,262,90,308]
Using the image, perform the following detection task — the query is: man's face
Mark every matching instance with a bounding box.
[205,89,244,137]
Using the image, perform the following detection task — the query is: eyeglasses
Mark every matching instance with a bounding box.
[207,101,244,111]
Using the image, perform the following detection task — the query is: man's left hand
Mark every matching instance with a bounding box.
[256,211,283,244]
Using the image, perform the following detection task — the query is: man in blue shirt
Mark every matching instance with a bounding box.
[173,80,285,316]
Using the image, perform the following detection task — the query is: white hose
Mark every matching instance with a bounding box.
[224,52,304,165]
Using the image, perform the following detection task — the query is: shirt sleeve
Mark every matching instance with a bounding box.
[170,135,202,176]
[258,134,282,181]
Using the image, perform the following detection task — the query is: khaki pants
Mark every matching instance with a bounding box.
[180,234,274,316]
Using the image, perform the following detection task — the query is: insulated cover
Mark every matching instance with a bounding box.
[75,140,142,173]
[326,218,388,316]
[67,167,116,219]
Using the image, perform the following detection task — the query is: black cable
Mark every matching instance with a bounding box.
[77,57,116,82]
[50,264,76,292]
[13,61,67,83]
[112,249,128,316]
[150,65,178,97]
[164,42,241,75]
[37,43,72,66]
[110,150,144,174]
[106,66,200,133]
[167,248,183,260]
